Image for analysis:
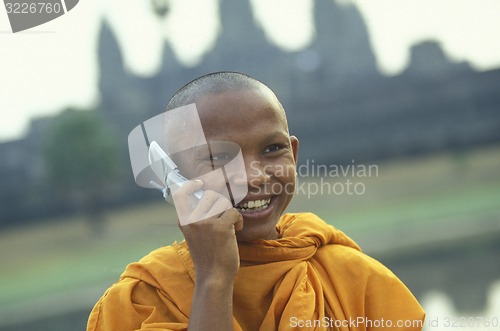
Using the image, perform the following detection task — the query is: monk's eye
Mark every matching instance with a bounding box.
[211,152,232,162]
[264,144,287,153]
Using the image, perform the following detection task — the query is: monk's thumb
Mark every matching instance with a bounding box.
[234,211,244,232]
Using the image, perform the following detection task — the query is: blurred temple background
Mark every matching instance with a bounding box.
[1,0,499,330]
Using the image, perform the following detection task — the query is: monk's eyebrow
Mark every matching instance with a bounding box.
[172,145,211,160]
[192,145,212,158]
[260,131,290,144]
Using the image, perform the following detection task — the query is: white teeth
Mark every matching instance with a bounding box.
[237,198,271,212]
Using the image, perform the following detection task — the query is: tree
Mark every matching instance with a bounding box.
[42,109,122,234]
[151,0,170,18]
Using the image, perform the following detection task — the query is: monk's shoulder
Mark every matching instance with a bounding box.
[314,243,397,279]
[120,241,194,289]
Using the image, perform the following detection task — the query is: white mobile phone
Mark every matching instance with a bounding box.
[148,141,204,202]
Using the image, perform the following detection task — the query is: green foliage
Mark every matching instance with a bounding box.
[42,109,123,233]
[43,109,120,194]
[151,0,170,18]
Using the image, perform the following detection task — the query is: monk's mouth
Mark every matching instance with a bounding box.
[236,197,272,213]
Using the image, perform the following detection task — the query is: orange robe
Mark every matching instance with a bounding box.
[87,213,425,330]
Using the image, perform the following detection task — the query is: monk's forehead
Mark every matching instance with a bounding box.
[163,103,207,154]
[194,88,288,135]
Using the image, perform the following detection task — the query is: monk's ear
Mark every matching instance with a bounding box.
[290,135,299,163]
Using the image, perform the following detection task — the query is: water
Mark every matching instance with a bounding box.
[421,281,500,331]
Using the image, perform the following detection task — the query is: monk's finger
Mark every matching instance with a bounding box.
[220,208,244,232]
[185,190,225,224]
[172,180,208,226]
[172,179,204,200]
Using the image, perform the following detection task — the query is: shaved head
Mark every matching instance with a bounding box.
[166,72,284,112]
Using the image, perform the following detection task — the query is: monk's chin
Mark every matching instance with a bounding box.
[236,223,279,243]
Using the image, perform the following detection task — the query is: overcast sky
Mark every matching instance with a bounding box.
[1,0,500,142]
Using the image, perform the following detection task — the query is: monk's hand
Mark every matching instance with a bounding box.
[173,180,244,282]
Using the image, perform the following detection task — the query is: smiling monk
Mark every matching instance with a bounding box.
[87,72,425,331]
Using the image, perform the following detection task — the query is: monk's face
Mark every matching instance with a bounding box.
[179,88,299,242]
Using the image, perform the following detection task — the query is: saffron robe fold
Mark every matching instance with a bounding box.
[87,213,425,331]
